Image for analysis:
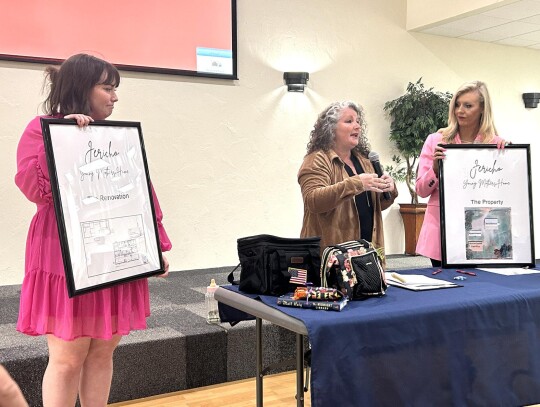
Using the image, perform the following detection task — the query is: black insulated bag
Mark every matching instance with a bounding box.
[228,234,321,296]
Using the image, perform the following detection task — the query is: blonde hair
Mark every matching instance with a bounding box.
[440,80,498,143]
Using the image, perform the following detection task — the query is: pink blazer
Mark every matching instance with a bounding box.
[415,132,504,261]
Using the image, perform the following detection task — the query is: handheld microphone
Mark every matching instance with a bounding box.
[368,151,391,200]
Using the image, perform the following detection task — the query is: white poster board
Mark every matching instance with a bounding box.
[439,144,535,268]
[42,119,164,297]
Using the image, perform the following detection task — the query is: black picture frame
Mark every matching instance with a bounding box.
[439,144,535,268]
[41,119,164,297]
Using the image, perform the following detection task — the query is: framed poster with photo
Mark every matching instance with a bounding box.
[41,118,165,297]
[439,144,535,268]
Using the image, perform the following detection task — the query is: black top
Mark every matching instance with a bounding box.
[343,154,373,241]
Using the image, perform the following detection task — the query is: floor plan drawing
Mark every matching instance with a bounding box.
[81,214,149,277]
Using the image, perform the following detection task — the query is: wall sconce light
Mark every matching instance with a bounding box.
[522,93,540,108]
[283,72,309,92]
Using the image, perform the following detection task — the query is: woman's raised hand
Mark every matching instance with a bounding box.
[496,138,509,149]
[432,145,446,175]
[64,114,94,127]
[380,174,395,192]
[358,173,387,192]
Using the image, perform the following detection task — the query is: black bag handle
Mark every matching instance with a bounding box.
[334,239,371,254]
[227,263,241,286]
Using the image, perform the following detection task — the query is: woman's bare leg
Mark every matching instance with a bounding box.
[78,335,122,407]
[42,335,91,407]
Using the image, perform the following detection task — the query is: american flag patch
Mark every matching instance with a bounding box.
[288,267,307,285]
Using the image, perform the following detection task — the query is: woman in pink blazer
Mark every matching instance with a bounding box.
[415,81,507,266]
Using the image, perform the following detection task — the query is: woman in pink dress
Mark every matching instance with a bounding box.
[415,80,506,267]
[15,54,172,407]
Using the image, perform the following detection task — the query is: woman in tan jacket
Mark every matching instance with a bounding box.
[298,101,397,253]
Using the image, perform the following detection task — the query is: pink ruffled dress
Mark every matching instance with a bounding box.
[15,116,172,341]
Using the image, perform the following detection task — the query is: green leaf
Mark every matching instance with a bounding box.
[384,78,452,204]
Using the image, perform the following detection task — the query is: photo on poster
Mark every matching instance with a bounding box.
[464,207,512,260]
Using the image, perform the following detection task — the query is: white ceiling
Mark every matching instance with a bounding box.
[418,0,540,50]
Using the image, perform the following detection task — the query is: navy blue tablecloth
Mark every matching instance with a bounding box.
[222,267,540,407]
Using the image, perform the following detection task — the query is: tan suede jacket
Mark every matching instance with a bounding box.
[298,149,397,255]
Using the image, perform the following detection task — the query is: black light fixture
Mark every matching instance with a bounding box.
[283,72,309,92]
[522,92,540,108]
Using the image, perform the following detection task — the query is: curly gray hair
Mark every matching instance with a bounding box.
[306,101,370,156]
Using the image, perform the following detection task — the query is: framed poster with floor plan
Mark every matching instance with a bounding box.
[41,118,164,297]
[439,144,535,269]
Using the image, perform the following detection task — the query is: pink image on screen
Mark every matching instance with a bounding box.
[0,0,233,71]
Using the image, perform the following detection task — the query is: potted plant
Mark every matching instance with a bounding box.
[383,78,452,254]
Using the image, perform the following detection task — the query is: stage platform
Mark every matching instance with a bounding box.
[0,255,430,406]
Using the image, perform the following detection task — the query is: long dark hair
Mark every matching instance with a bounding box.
[42,53,120,116]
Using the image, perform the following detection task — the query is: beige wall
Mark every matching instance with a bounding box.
[1,0,540,285]
[407,0,518,29]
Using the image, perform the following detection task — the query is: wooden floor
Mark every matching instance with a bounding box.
[108,371,310,407]
[107,372,540,407]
